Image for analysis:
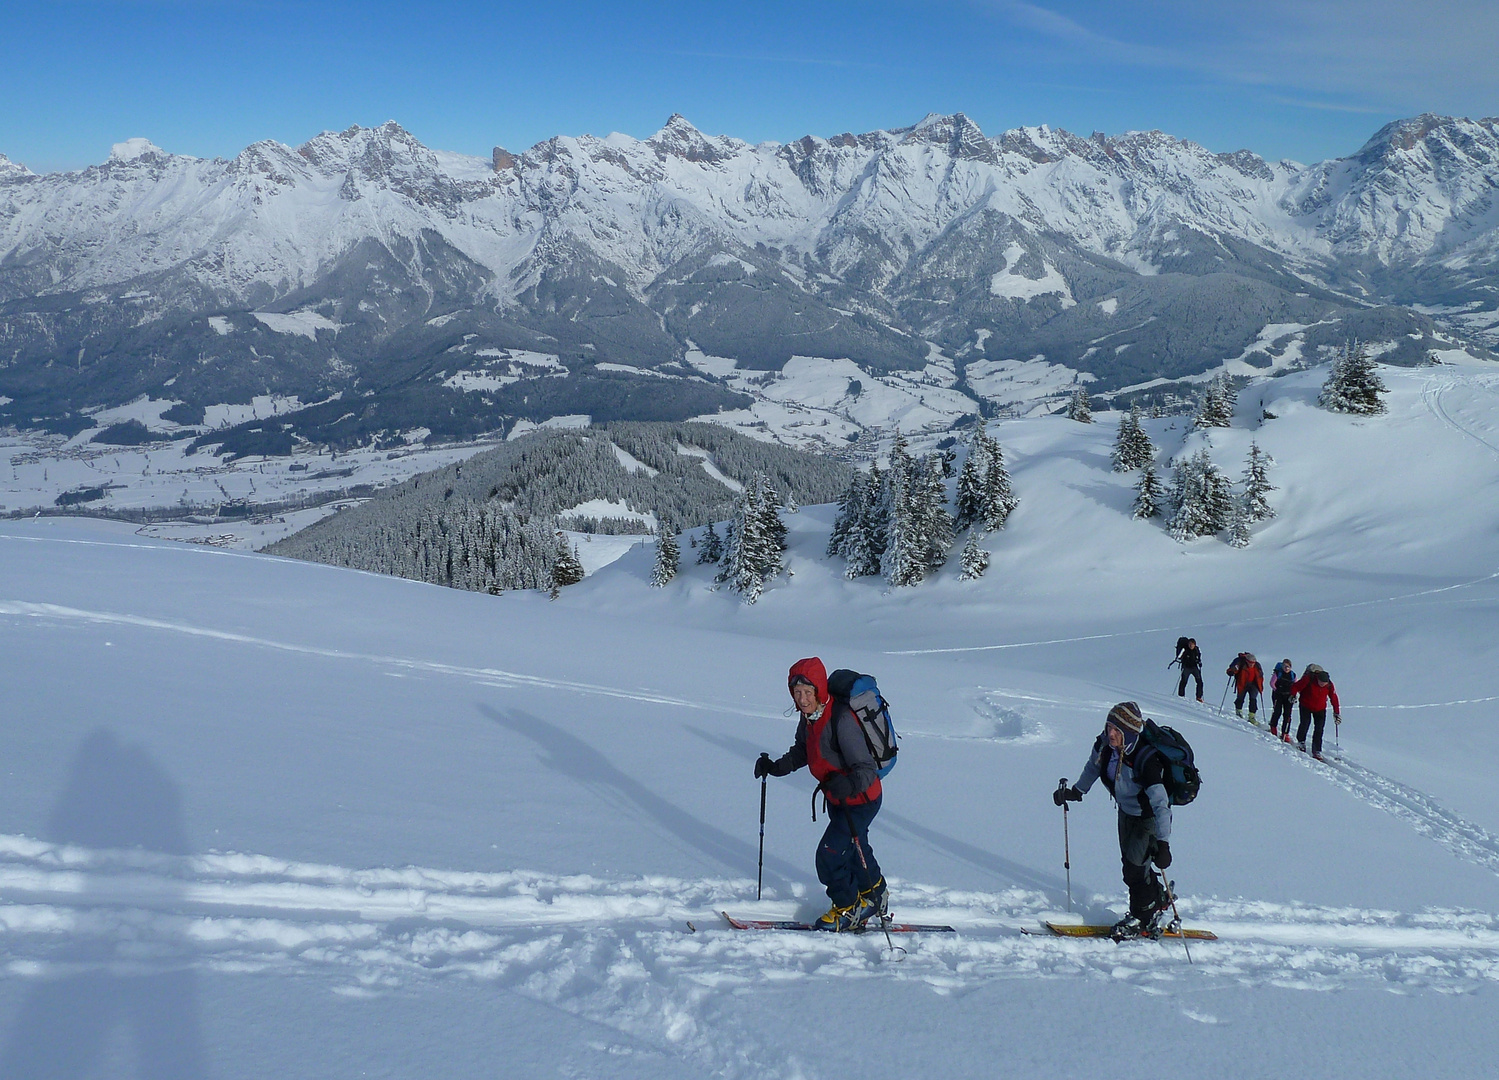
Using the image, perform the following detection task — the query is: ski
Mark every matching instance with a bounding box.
[1033,921,1217,941]
[721,911,955,933]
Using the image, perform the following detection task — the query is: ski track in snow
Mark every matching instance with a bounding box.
[1134,688,1499,882]
[0,600,782,722]
[2,832,1499,1074]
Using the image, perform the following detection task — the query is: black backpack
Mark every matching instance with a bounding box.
[826,668,899,778]
[1137,719,1201,806]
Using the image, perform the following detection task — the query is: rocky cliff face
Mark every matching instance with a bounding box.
[2,112,1495,438]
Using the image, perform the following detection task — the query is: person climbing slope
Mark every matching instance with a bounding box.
[1227,652,1265,723]
[1268,658,1297,740]
[1174,638,1204,702]
[1292,664,1341,761]
[755,657,887,931]
[1053,702,1177,939]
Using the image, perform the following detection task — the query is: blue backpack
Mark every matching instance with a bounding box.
[1137,719,1201,806]
[826,669,899,778]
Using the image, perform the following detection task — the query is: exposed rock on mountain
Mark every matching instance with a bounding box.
[2,112,1495,444]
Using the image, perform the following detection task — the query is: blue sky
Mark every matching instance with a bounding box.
[4,1,1496,173]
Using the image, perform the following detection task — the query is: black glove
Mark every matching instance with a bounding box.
[1154,841,1172,869]
[1052,785,1083,807]
[754,753,774,779]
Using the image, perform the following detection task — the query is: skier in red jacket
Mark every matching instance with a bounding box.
[1291,664,1341,760]
[1226,652,1265,724]
[755,657,886,931]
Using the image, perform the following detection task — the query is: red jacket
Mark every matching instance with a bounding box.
[786,657,881,806]
[1227,656,1264,693]
[1291,673,1340,713]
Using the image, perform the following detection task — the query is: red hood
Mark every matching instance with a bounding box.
[788,657,829,707]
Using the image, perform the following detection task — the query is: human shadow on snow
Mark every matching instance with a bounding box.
[481,705,801,893]
[0,729,208,1079]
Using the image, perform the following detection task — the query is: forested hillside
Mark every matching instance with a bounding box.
[267,422,850,590]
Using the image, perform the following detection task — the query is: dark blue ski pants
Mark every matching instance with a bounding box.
[817,796,882,907]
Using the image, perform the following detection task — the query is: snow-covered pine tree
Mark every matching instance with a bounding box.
[1202,451,1235,533]
[1067,386,1093,422]
[979,434,1018,532]
[1241,442,1276,521]
[1321,341,1388,415]
[958,532,989,580]
[844,464,887,578]
[1133,462,1166,519]
[954,425,988,531]
[882,445,926,588]
[697,520,723,564]
[827,470,866,558]
[1194,375,1235,429]
[758,474,789,557]
[918,454,954,572]
[1111,411,1135,472]
[651,526,679,587]
[1227,503,1253,548]
[552,531,585,588]
[1126,404,1155,468]
[717,476,780,603]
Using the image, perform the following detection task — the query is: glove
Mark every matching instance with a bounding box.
[1334,714,1342,722]
[1052,785,1083,807]
[1154,841,1172,869]
[754,753,774,779]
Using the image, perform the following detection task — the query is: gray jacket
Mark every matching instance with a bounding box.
[773,700,881,804]
[1074,732,1172,840]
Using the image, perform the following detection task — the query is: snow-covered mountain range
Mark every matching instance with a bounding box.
[3,113,1497,444]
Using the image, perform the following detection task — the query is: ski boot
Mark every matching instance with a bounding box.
[1269,722,1278,737]
[1109,913,1147,942]
[1248,711,1259,726]
[814,902,860,932]
[1235,708,1243,719]
[854,876,889,926]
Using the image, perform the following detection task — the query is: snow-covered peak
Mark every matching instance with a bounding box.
[109,137,163,162]
[901,112,997,163]
[647,114,742,164]
[0,152,30,178]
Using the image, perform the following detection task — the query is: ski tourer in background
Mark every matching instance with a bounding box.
[1268,659,1297,740]
[755,658,889,931]
[1292,664,1341,761]
[1054,702,1199,940]
[1227,652,1265,724]
[1173,638,1204,702]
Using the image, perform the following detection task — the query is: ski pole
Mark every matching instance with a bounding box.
[757,776,767,901]
[1335,716,1341,760]
[1155,867,1192,966]
[1057,778,1072,913]
[1218,677,1232,714]
[844,809,901,958]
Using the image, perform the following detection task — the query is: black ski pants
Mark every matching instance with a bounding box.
[1177,666,1203,700]
[817,797,883,909]
[1269,693,1294,734]
[1235,686,1260,713]
[1118,810,1167,919]
[1297,705,1329,755]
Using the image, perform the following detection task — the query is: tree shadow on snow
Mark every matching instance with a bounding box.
[480,705,801,893]
[0,729,208,1079]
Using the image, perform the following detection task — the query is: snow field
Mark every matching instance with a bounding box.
[6,358,1499,1076]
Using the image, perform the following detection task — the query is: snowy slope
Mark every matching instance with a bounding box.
[4,359,1499,1077]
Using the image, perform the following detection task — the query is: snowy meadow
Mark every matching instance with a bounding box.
[3,360,1499,1078]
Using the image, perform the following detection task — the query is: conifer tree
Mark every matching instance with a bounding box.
[844,463,888,578]
[828,470,866,558]
[651,526,680,587]
[980,435,1018,533]
[552,532,585,588]
[697,520,723,564]
[1111,411,1135,472]
[1320,341,1388,415]
[1133,463,1166,519]
[1227,503,1253,549]
[1241,442,1276,522]
[1194,375,1235,429]
[954,426,988,531]
[717,476,781,603]
[917,454,954,572]
[1067,387,1093,423]
[958,532,990,580]
[882,447,925,587]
